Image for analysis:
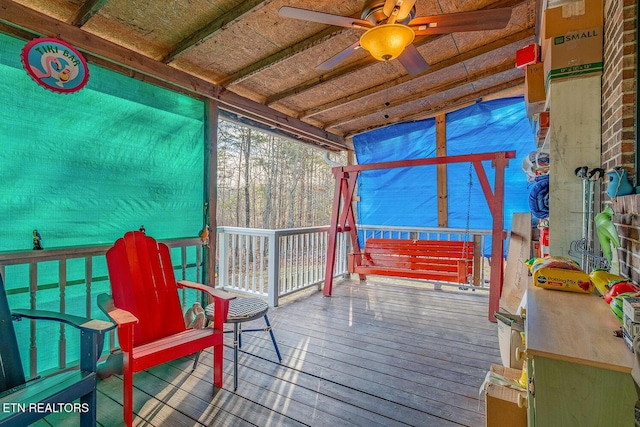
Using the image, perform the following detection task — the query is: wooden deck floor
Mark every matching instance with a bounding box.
[46,277,501,427]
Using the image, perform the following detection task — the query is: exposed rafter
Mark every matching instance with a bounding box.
[303,29,534,119]
[265,0,530,106]
[71,0,110,27]
[348,76,524,137]
[0,0,346,150]
[325,61,518,129]
[219,26,345,87]
[0,0,535,151]
[162,0,273,63]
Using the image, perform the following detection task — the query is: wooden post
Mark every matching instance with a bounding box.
[204,100,219,289]
[436,114,448,228]
[473,234,481,286]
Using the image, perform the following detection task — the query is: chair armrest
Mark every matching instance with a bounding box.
[96,293,138,326]
[177,281,235,330]
[177,280,236,300]
[11,308,116,373]
[97,293,138,353]
[11,309,115,334]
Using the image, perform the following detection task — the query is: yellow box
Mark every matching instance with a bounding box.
[485,364,527,427]
[533,267,593,293]
[543,0,604,40]
[543,27,603,88]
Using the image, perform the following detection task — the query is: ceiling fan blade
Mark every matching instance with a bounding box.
[410,8,512,35]
[383,0,417,23]
[316,41,362,71]
[279,6,374,29]
[396,44,429,75]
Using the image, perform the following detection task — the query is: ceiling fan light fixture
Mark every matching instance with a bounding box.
[359,24,415,61]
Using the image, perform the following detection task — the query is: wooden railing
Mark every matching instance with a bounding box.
[217,226,349,306]
[0,224,486,377]
[0,228,349,376]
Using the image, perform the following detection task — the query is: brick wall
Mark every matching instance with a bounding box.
[603,0,639,280]
[602,0,636,173]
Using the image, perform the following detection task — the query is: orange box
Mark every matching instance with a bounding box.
[524,63,546,116]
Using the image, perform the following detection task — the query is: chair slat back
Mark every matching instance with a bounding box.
[106,231,186,346]
[0,273,26,392]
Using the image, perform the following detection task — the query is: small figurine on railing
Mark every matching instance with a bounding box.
[198,224,210,246]
[32,229,43,250]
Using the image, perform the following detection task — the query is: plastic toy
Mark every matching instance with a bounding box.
[604,281,640,304]
[32,229,42,250]
[595,206,621,263]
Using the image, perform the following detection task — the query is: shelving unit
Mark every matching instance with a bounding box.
[525,282,637,426]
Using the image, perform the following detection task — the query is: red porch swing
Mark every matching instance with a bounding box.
[323,151,515,322]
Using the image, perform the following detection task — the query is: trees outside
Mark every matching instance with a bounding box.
[217,120,345,229]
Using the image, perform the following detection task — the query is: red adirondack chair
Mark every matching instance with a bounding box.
[97,231,234,427]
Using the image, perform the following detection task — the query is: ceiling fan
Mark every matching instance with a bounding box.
[279,0,513,75]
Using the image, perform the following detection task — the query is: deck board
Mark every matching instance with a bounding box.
[44,277,501,426]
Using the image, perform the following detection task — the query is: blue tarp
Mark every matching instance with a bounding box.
[353,97,536,256]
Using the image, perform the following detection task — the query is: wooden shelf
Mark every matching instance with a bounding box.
[526,282,634,373]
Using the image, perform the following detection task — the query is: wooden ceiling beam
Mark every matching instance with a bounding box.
[0,0,346,150]
[304,30,533,119]
[163,0,273,63]
[325,62,518,129]
[346,75,525,137]
[71,0,110,27]
[219,26,344,87]
[265,0,531,106]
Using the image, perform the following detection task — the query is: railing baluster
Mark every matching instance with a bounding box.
[181,247,187,310]
[85,256,92,317]
[59,258,66,369]
[29,262,37,378]
[244,234,250,292]
[251,235,257,293]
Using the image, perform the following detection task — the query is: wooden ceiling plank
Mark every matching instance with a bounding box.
[304,28,533,119]
[163,0,273,63]
[71,0,110,27]
[266,0,530,105]
[219,26,343,87]
[0,0,346,150]
[325,61,517,128]
[346,75,524,137]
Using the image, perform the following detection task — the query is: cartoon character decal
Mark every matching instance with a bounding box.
[21,38,89,94]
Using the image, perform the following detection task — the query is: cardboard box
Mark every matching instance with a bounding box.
[543,0,604,40]
[623,297,640,323]
[485,364,527,427]
[543,27,603,88]
[524,63,546,116]
[495,312,525,369]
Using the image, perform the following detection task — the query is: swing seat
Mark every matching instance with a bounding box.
[347,238,473,284]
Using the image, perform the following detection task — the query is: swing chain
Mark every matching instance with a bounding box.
[462,162,473,284]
